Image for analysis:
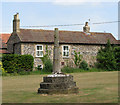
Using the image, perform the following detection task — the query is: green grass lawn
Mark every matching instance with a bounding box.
[2,71,118,103]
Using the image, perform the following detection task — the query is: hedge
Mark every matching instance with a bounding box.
[2,54,34,73]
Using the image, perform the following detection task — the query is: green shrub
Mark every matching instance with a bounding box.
[114,46,120,70]
[96,40,117,71]
[73,51,82,68]
[2,54,34,74]
[41,45,53,73]
[80,60,89,70]
[61,66,74,73]
[0,61,7,76]
[43,58,53,72]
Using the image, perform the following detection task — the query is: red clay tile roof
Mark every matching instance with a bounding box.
[0,34,11,48]
[0,49,10,54]
[0,34,11,43]
[17,29,118,44]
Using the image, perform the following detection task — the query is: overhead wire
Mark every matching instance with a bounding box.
[20,21,120,28]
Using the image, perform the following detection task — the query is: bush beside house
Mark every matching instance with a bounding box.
[114,46,120,70]
[96,40,120,71]
[2,54,34,74]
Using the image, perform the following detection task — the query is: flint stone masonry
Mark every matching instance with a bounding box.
[8,40,102,69]
[7,33,21,53]
[38,75,79,94]
[14,43,21,54]
[21,43,35,56]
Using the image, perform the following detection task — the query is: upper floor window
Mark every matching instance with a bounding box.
[36,45,43,57]
[62,45,70,58]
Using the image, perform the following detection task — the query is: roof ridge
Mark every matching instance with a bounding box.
[20,28,53,31]
[90,32,111,34]
[20,28,111,34]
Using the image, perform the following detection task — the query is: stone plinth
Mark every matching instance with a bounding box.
[38,75,79,94]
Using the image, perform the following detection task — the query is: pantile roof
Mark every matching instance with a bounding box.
[0,34,11,48]
[17,29,118,45]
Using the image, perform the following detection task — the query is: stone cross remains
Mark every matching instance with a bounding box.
[38,28,79,94]
[53,28,61,73]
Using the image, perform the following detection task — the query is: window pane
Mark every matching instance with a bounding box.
[37,46,43,50]
[39,46,42,50]
[67,52,69,56]
[63,52,66,56]
[37,51,43,57]
[63,46,65,50]
[37,46,40,50]
[39,51,43,56]
[65,46,68,50]
[63,46,68,50]
[37,51,40,56]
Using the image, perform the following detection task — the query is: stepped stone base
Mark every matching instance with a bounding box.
[38,74,79,94]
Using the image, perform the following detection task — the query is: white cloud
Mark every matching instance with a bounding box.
[52,0,119,6]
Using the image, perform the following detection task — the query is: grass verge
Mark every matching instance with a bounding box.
[2,71,118,103]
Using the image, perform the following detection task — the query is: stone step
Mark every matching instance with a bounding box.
[43,75,73,83]
[38,87,79,94]
[40,82,76,89]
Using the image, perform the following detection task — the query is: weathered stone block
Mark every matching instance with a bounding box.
[43,75,73,83]
[40,82,76,89]
[38,87,79,94]
[38,75,79,94]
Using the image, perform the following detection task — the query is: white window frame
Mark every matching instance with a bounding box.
[36,45,43,57]
[62,45,70,58]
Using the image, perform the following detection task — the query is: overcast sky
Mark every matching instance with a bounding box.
[1,1,119,40]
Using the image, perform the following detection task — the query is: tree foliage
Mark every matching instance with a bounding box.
[80,60,89,70]
[113,46,120,70]
[40,45,53,72]
[96,40,117,70]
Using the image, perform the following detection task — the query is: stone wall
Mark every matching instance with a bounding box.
[7,33,21,53]
[21,43,47,68]
[20,43,102,70]
[67,44,102,67]
[14,43,21,54]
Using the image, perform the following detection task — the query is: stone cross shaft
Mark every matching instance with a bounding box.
[53,28,61,73]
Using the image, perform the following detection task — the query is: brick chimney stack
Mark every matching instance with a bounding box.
[83,22,90,33]
[13,13,20,33]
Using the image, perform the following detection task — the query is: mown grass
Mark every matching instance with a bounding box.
[2,71,118,103]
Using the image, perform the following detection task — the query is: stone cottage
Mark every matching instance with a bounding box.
[7,13,120,69]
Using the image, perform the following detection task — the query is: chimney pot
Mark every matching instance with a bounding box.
[83,22,90,33]
[13,13,20,33]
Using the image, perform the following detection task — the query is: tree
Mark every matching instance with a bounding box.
[96,40,117,70]
[114,46,120,70]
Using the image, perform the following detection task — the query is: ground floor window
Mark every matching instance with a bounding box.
[36,45,43,57]
[62,45,70,58]
[37,64,43,70]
